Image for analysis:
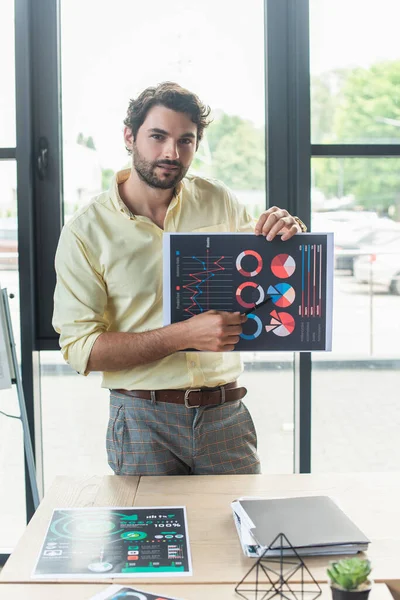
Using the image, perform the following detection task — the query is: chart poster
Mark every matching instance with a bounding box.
[163,233,333,351]
[32,507,192,579]
[90,584,184,600]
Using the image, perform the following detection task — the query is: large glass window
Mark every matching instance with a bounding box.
[310,0,400,473]
[41,354,111,488]
[0,161,25,551]
[60,0,266,220]
[312,156,400,355]
[0,0,16,147]
[310,0,400,145]
[41,0,293,483]
[311,158,400,471]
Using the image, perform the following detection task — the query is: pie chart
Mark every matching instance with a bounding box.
[265,310,295,337]
[267,283,295,307]
[271,254,296,278]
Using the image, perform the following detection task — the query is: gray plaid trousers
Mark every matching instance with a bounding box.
[107,391,261,475]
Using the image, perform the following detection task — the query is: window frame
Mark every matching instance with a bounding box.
[12,0,323,538]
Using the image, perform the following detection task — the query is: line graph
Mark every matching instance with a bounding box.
[181,251,234,316]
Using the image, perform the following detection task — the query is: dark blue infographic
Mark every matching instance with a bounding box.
[33,507,191,578]
[163,233,333,351]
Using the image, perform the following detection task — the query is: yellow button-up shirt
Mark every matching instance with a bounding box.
[53,168,255,390]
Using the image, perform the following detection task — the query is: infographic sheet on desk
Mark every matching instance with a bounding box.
[163,232,333,351]
[32,507,192,579]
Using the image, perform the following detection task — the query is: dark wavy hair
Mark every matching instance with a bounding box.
[123,82,211,152]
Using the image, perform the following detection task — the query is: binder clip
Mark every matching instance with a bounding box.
[235,532,322,600]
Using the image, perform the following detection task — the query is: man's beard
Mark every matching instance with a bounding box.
[132,146,188,190]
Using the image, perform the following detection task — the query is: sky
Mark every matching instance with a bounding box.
[1,0,400,171]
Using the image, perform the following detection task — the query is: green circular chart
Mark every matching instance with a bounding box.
[50,511,124,541]
[121,531,148,540]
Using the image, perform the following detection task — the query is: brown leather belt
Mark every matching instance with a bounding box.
[115,381,247,408]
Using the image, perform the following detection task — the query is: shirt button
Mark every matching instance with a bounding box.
[190,361,196,368]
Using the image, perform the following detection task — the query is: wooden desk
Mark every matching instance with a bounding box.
[0,583,394,600]
[1,473,400,598]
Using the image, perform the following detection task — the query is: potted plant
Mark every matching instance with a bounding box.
[327,557,372,600]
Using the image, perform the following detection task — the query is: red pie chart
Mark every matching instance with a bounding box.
[271,254,296,278]
[265,310,295,337]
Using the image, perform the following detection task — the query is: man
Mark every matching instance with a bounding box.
[53,82,306,476]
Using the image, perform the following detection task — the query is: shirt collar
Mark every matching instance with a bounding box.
[109,168,183,217]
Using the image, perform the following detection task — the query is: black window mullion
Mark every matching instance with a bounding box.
[0,149,17,159]
[14,0,63,526]
[15,0,39,524]
[31,0,63,350]
[312,144,400,157]
[265,1,311,223]
[266,0,312,474]
[265,0,290,213]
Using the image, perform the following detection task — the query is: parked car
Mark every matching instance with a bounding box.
[335,224,400,274]
[353,239,400,295]
[312,211,379,243]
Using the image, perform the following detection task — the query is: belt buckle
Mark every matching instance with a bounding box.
[184,388,202,408]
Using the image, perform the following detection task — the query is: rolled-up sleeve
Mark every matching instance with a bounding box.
[52,225,108,375]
